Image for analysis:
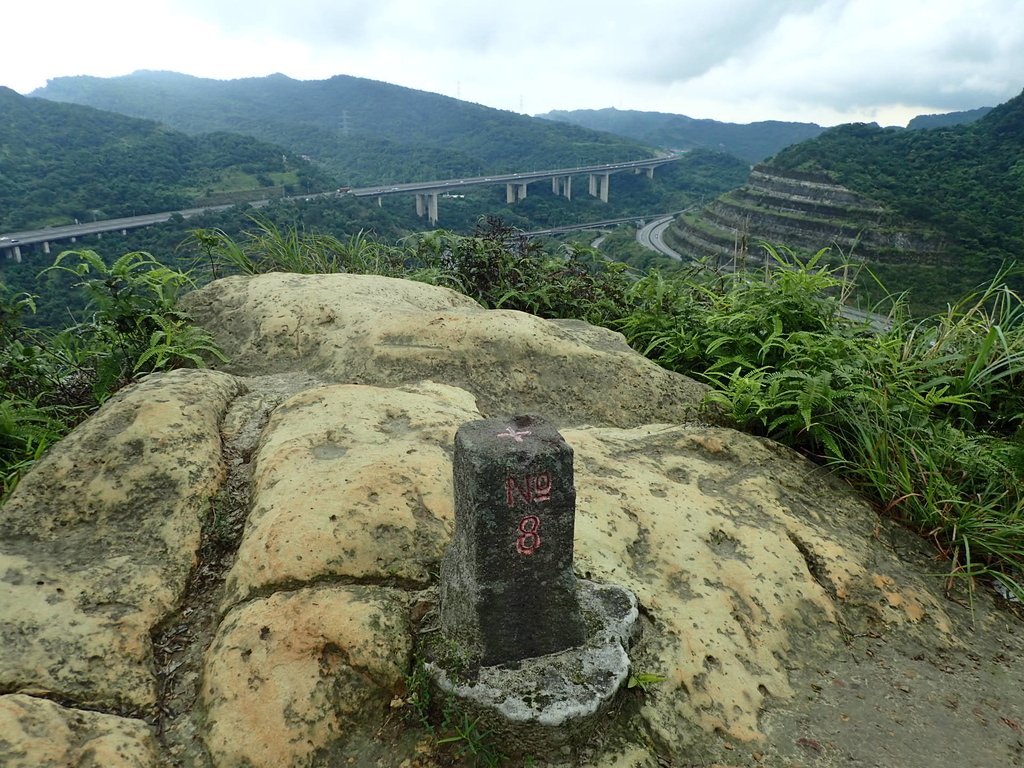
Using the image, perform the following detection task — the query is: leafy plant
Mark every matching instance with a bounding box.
[618,244,1024,600]
[407,215,635,326]
[404,655,434,731]
[1,249,224,499]
[402,648,507,766]
[437,709,505,767]
[0,396,71,498]
[42,249,224,400]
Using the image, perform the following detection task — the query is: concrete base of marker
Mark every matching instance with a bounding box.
[423,580,639,754]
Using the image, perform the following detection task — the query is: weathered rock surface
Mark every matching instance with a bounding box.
[223,381,478,607]
[0,369,241,712]
[202,584,411,768]
[2,274,1022,767]
[180,272,710,427]
[0,694,159,768]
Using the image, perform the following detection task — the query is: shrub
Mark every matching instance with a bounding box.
[617,246,1024,600]
[1,250,224,499]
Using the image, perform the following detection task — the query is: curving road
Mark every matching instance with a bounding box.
[635,215,684,261]
[633,215,892,330]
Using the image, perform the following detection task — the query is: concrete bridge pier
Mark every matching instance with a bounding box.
[506,183,528,204]
[588,173,610,203]
[552,175,572,200]
[4,246,22,263]
[416,193,439,225]
[43,241,51,255]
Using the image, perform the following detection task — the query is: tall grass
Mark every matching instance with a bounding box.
[1,250,224,499]
[620,246,1024,600]
[189,217,409,277]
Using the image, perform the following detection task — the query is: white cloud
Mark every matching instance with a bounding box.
[2,0,1022,125]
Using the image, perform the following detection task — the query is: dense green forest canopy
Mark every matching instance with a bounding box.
[769,89,1024,267]
[0,88,330,230]
[33,71,655,183]
[540,107,825,162]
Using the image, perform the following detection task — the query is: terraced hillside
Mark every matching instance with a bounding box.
[667,165,945,265]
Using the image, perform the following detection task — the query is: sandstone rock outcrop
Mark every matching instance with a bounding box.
[0,369,241,712]
[2,274,1021,768]
[179,272,709,428]
[0,695,159,768]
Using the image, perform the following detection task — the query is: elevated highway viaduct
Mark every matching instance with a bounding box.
[0,155,684,261]
[348,155,683,225]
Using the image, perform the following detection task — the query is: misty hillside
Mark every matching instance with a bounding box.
[33,71,656,184]
[538,108,825,162]
[0,87,325,230]
[906,106,993,130]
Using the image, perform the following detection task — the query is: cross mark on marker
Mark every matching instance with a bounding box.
[496,426,531,443]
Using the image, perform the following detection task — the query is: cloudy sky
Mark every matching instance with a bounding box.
[4,0,1023,126]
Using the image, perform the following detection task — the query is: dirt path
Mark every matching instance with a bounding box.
[755,584,1024,767]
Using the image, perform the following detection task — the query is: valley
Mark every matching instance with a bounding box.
[2,70,1020,320]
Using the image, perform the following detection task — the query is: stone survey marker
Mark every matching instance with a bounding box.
[440,414,587,665]
[432,414,638,752]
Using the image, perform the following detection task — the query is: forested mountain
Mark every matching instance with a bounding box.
[667,88,1023,312]
[3,70,752,325]
[538,108,825,162]
[769,89,1024,264]
[32,71,655,184]
[0,87,328,230]
[539,104,994,162]
[906,106,993,130]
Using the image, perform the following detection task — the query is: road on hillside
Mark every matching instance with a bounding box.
[633,217,892,330]
[636,215,684,261]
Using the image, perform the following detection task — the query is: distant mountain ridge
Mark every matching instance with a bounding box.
[539,108,825,162]
[539,104,994,163]
[32,71,656,184]
[906,106,993,130]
